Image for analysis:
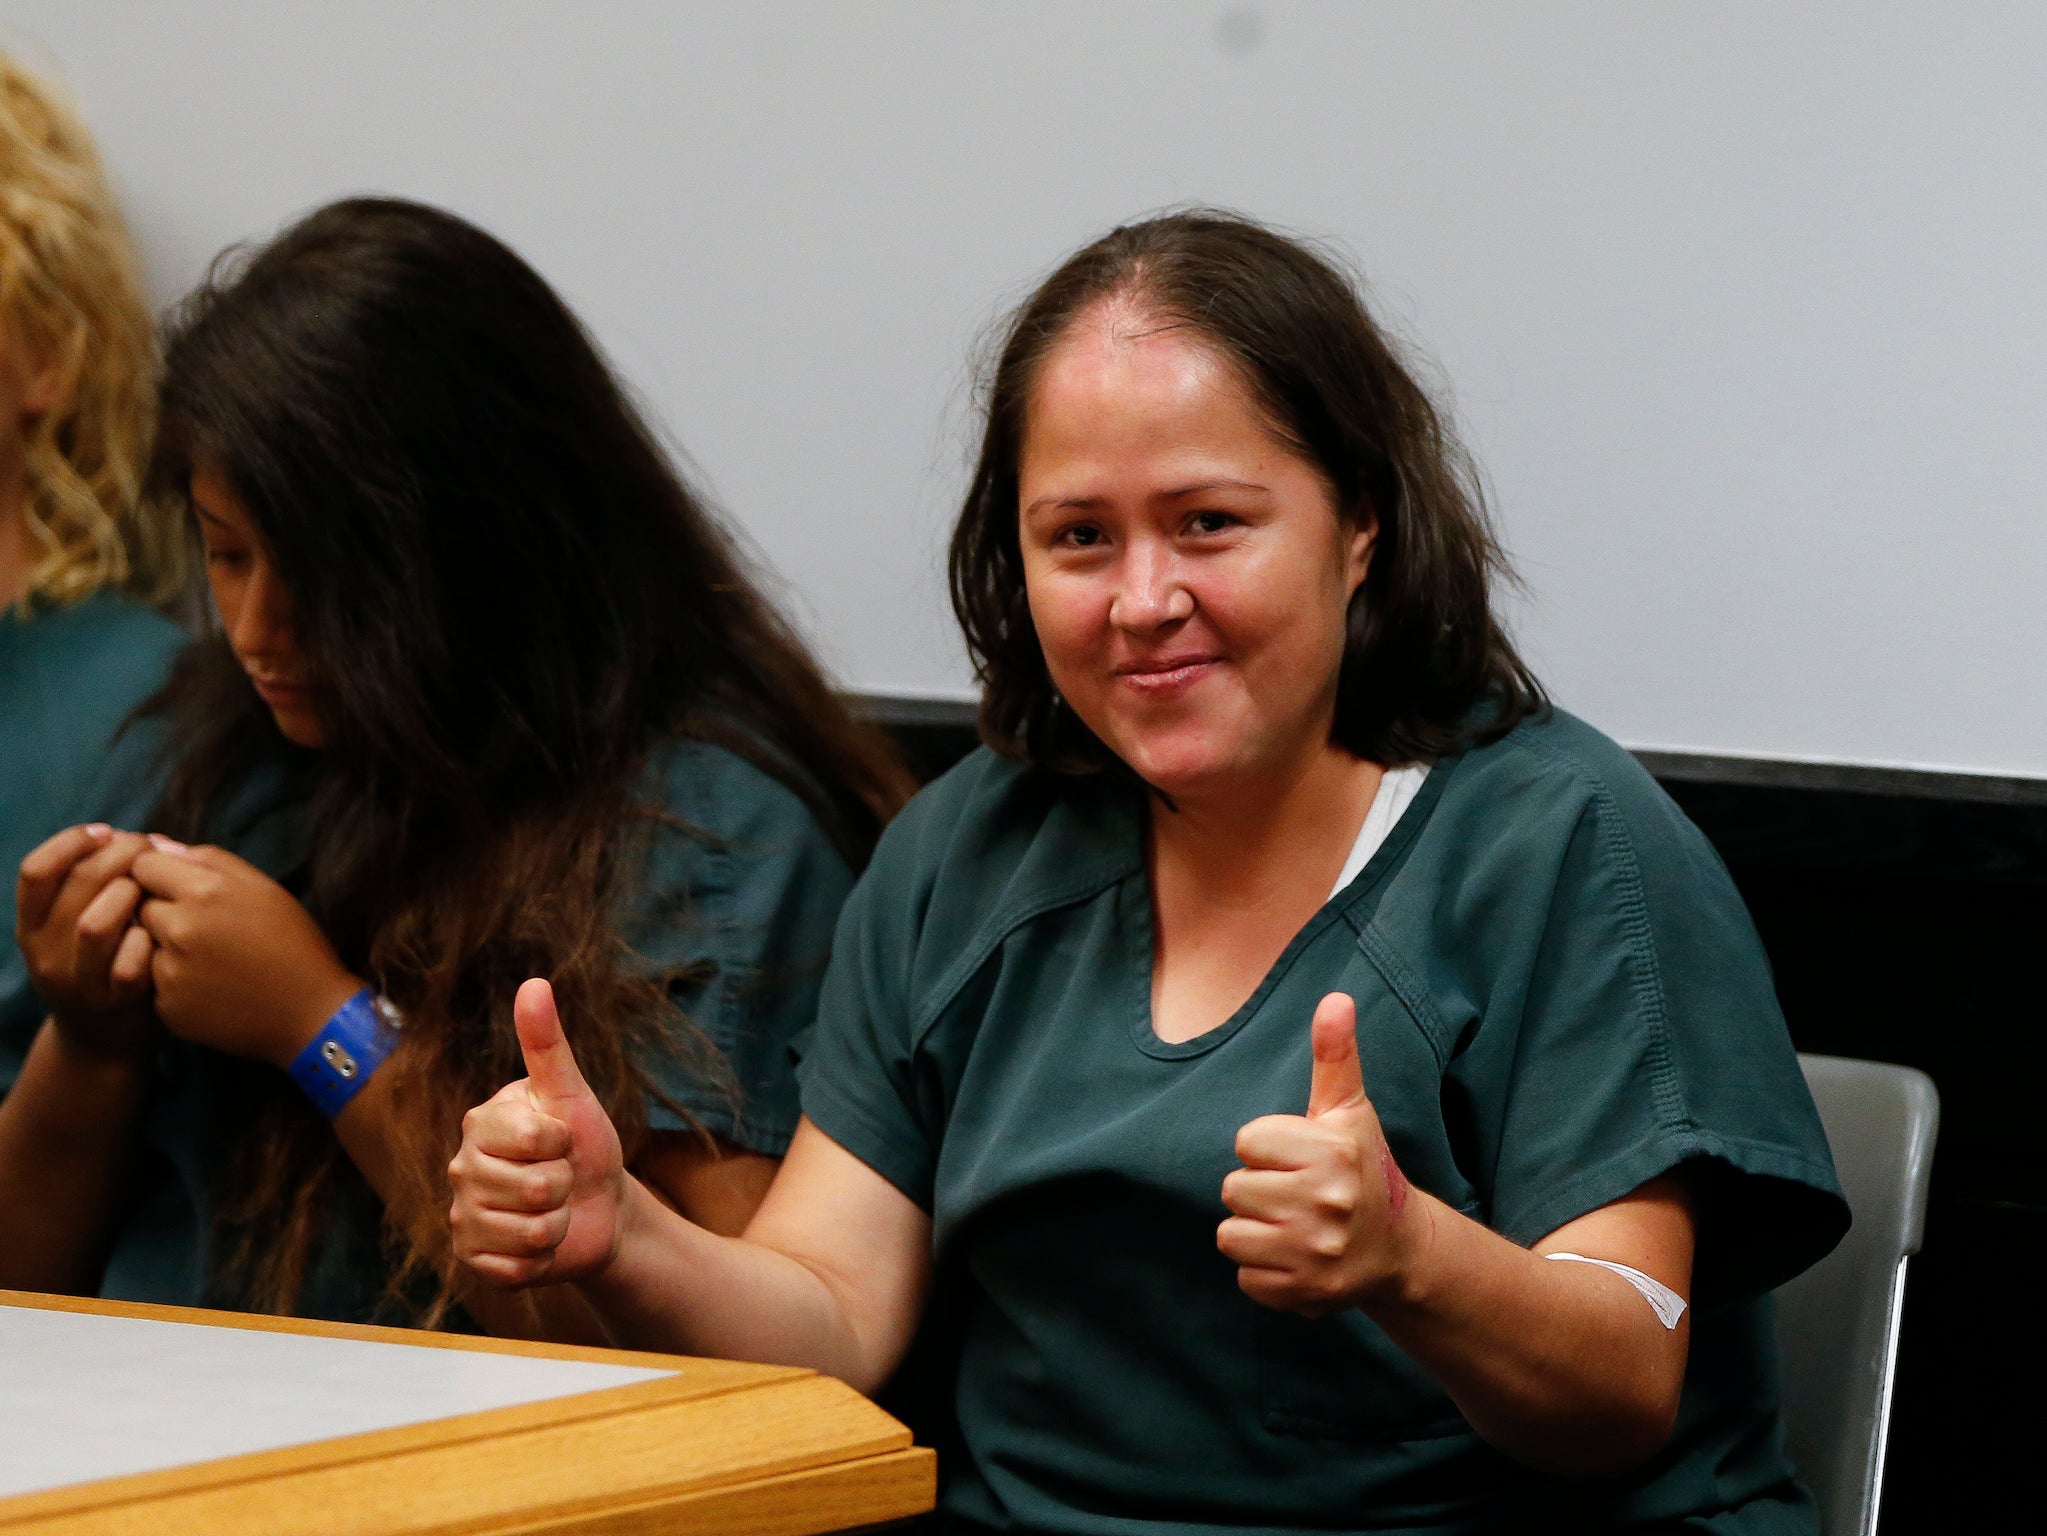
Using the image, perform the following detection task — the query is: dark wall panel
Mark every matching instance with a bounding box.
[1657,776,2045,1534]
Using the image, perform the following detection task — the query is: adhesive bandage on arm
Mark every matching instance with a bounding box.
[1544,1252,1688,1329]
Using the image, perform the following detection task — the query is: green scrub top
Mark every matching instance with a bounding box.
[0,594,186,1092]
[96,732,854,1324]
[798,707,1849,1536]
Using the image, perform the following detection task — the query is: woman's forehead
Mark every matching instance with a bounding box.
[1021,324,1304,494]
[1039,316,1229,400]
[188,463,255,532]
[1029,323,1263,440]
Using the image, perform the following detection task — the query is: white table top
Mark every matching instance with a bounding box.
[0,1303,673,1497]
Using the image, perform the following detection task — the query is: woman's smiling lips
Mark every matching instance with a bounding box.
[1112,653,1223,695]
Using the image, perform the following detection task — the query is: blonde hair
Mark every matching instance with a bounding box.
[0,51,179,608]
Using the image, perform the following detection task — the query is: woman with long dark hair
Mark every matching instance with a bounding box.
[452,210,1846,1531]
[5,196,907,1330]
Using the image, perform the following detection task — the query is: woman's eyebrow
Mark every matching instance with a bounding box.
[192,505,237,534]
[1022,493,1105,520]
[1157,478,1268,500]
[1024,480,1271,520]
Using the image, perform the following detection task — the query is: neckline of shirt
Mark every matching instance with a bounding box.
[1132,761,1435,1061]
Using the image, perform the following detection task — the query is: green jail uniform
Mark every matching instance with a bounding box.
[96,734,853,1324]
[798,707,1849,1536]
[0,595,185,1093]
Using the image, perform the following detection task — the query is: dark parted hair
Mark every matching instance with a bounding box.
[949,209,1544,771]
[146,196,910,1320]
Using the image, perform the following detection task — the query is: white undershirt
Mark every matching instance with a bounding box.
[1328,764,1430,901]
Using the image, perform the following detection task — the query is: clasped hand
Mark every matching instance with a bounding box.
[14,825,158,1054]
[16,823,361,1067]
[1218,992,1427,1318]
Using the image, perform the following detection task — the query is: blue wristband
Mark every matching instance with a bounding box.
[287,988,400,1119]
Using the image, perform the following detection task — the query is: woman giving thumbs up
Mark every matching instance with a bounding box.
[451,212,1846,1535]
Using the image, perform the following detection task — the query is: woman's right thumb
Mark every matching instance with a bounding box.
[514,978,593,1112]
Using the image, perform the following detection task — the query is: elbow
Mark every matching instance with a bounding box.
[838,1359,893,1400]
[1566,1403,1680,1480]
[1522,1380,1682,1479]
[810,1322,899,1399]
[1476,1353,1683,1479]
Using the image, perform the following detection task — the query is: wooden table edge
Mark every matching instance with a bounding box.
[0,1292,923,1534]
[476,1446,940,1536]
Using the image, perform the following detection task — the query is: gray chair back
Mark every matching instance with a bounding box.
[1777,1054,1939,1536]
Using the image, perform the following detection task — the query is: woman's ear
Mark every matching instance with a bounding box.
[1345,504,1380,593]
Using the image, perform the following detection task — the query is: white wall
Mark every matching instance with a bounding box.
[6,2,2043,777]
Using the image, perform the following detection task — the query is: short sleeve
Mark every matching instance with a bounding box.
[796,806,947,1211]
[624,743,855,1158]
[1446,774,1848,1306]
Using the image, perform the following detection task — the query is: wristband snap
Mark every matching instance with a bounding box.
[288,988,401,1119]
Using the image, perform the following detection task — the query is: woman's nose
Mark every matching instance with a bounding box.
[232,559,297,661]
[1108,544,1195,632]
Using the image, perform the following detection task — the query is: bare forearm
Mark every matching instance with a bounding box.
[573,1176,894,1390]
[450,1029,929,1380]
[0,1019,150,1293]
[1366,1194,1687,1475]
